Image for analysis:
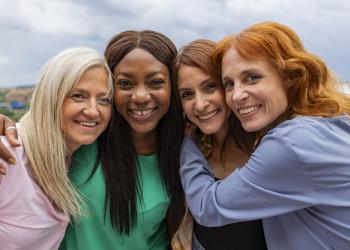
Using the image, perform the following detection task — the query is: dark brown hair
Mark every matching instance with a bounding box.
[174,39,255,154]
[98,30,184,236]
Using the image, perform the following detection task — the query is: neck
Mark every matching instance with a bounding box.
[212,121,229,151]
[132,130,158,155]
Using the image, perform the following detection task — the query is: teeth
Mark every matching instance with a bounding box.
[238,105,261,115]
[198,110,219,120]
[131,108,155,116]
[79,121,97,127]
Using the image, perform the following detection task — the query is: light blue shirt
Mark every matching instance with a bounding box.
[180,115,350,250]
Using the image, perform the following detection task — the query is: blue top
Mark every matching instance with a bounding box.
[180,115,350,250]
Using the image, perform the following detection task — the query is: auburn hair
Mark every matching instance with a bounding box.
[213,21,350,118]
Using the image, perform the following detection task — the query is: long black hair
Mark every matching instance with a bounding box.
[97,30,184,235]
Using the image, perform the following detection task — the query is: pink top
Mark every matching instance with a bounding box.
[0,126,69,250]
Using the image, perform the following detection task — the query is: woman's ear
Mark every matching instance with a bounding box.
[285,78,294,88]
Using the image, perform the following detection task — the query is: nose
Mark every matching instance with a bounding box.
[231,84,248,103]
[194,93,209,112]
[83,99,99,118]
[131,85,151,104]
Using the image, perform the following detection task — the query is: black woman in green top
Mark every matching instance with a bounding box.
[59,30,185,249]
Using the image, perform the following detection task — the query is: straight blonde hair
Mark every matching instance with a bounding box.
[20,47,113,219]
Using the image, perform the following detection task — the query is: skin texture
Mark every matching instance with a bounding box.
[177,65,230,135]
[113,48,171,154]
[61,66,112,153]
[178,64,248,179]
[222,47,291,132]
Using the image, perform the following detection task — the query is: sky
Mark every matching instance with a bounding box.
[0,0,349,87]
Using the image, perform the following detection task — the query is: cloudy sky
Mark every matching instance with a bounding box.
[0,0,349,87]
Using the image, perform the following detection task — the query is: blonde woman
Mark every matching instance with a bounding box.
[0,47,112,249]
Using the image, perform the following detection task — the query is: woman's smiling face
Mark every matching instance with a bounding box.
[177,64,230,135]
[222,47,290,132]
[113,48,171,138]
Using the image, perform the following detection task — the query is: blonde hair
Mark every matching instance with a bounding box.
[214,21,350,118]
[20,47,113,219]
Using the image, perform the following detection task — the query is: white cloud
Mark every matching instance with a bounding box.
[0,0,349,86]
[17,0,91,36]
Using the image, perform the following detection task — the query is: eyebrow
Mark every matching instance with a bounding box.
[199,77,215,87]
[178,76,214,92]
[115,71,167,79]
[71,88,109,97]
[223,68,261,81]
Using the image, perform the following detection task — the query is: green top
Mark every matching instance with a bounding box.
[59,142,170,250]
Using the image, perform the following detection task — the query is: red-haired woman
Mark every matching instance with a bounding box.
[180,22,350,250]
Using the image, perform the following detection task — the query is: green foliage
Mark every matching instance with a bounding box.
[0,107,28,122]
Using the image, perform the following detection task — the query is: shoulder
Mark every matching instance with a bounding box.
[269,115,350,140]
[262,115,350,162]
[72,142,98,163]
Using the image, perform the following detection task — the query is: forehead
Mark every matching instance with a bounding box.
[114,48,169,75]
[178,65,211,85]
[73,66,109,90]
[221,47,273,76]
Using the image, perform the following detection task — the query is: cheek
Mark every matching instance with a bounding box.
[180,99,189,111]
[225,91,234,110]
[101,106,112,122]
[159,88,171,110]
[113,91,125,112]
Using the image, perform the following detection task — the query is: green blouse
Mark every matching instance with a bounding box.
[59,142,170,250]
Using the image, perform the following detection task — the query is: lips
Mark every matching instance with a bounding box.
[129,107,158,120]
[78,121,98,127]
[238,104,262,115]
[197,109,220,121]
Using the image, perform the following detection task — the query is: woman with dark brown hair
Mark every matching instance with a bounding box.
[61,30,184,250]
[180,22,350,250]
[0,30,184,250]
[172,39,266,250]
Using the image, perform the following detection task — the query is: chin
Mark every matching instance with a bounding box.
[200,127,220,135]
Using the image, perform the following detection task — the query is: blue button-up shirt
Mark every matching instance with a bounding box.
[180,115,350,250]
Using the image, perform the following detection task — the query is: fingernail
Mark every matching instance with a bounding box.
[7,158,16,164]
[0,169,6,175]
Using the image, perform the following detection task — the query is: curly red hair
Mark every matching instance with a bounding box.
[213,21,350,118]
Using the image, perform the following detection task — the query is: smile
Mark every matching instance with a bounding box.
[78,121,98,127]
[197,109,220,121]
[129,108,158,120]
[238,104,262,115]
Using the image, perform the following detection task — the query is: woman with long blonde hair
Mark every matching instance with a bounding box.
[0,47,112,249]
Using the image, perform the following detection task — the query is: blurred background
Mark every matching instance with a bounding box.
[0,0,349,120]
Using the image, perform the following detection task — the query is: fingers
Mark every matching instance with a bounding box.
[0,162,6,175]
[0,137,16,164]
[4,116,20,147]
[5,128,20,147]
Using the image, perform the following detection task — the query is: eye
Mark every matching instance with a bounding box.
[245,73,263,84]
[116,79,132,89]
[98,97,112,106]
[149,78,165,86]
[180,90,194,99]
[203,82,218,92]
[222,80,234,91]
[70,93,85,101]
